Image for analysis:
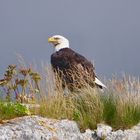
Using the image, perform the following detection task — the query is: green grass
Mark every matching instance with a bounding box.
[0,101,30,121]
[102,95,117,126]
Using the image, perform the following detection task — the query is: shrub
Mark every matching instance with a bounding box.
[0,65,41,103]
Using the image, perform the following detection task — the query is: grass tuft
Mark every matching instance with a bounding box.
[0,101,30,120]
[102,94,117,126]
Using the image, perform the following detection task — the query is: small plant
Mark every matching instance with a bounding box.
[0,101,30,120]
[0,65,41,103]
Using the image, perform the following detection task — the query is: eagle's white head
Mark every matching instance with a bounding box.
[48,35,69,52]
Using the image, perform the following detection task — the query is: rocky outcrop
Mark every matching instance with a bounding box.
[0,116,140,140]
[96,123,140,140]
[0,116,95,140]
[105,124,140,140]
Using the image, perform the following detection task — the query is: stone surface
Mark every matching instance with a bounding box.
[96,123,112,138]
[106,126,140,140]
[0,116,140,140]
[0,116,95,140]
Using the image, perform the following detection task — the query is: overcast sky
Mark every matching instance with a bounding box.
[0,0,140,78]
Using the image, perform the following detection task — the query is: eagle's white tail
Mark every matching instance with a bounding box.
[95,77,107,89]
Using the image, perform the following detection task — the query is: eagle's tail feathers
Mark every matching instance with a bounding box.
[95,77,107,89]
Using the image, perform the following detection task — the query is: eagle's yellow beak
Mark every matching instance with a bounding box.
[48,37,57,43]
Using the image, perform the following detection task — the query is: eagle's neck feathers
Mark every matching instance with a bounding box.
[55,41,69,52]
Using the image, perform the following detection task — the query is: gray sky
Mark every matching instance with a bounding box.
[0,0,140,78]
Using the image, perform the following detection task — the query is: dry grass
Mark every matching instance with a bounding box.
[31,67,140,131]
[37,88,103,131]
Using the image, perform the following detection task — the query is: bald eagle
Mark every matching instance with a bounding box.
[48,35,106,91]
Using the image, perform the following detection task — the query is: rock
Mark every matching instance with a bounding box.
[0,116,140,140]
[0,116,95,140]
[96,123,112,138]
[95,123,140,140]
[106,124,140,140]
[105,130,125,140]
[81,129,97,140]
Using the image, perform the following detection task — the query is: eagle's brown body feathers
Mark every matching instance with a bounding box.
[51,48,96,90]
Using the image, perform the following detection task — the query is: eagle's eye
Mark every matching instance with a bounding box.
[54,37,59,40]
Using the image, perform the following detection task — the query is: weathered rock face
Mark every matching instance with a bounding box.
[106,126,140,140]
[0,116,140,140]
[96,124,140,140]
[0,116,95,140]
